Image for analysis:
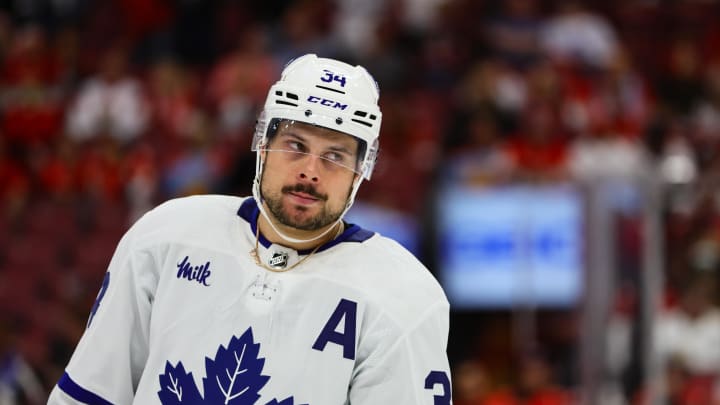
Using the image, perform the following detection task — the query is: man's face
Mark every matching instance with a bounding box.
[260,121,360,231]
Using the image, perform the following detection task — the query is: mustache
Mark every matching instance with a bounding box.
[282,183,328,201]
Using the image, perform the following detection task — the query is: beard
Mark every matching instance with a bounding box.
[262,181,345,231]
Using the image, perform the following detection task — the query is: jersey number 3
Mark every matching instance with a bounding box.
[87,272,110,328]
[425,370,451,405]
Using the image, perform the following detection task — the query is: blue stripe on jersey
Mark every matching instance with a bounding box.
[236,198,374,254]
[58,372,113,405]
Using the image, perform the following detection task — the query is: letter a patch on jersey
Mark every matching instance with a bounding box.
[312,298,357,360]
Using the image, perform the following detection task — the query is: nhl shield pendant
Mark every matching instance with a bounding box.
[268,252,289,269]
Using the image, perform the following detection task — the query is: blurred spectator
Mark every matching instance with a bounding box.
[562,48,653,138]
[441,107,515,186]
[657,37,705,117]
[567,125,649,182]
[448,58,528,156]
[654,274,720,376]
[65,46,149,144]
[206,25,278,140]
[657,119,698,190]
[160,114,224,198]
[432,0,490,64]
[1,25,63,85]
[506,101,569,182]
[540,1,619,69]
[635,355,720,405]
[1,26,65,151]
[485,0,544,70]
[566,121,648,222]
[401,0,447,34]
[268,0,339,64]
[420,29,465,90]
[453,359,493,405]
[146,57,201,139]
[359,5,412,92]
[332,0,387,58]
[455,60,528,120]
[688,228,720,274]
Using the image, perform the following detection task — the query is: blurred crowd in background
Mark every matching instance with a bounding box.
[1,0,720,403]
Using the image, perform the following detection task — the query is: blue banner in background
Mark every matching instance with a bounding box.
[438,184,583,308]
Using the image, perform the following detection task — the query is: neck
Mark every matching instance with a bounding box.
[257,208,343,251]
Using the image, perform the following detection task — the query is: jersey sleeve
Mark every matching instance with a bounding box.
[348,299,452,404]
[48,218,158,405]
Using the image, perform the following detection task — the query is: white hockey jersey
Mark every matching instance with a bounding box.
[48,195,452,405]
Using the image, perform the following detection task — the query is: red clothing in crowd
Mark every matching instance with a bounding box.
[506,137,568,174]
[482,388,573,405]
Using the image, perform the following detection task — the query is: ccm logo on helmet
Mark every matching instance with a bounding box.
[307,96,348,110]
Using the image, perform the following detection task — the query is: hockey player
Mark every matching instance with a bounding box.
[48,54,452,404]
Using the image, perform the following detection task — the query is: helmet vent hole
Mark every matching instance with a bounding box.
[351,119,373,128]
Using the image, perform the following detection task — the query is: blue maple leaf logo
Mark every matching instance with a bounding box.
[158,328,307,405]
[158,362,203,404]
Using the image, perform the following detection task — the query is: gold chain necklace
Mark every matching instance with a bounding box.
[250,222,343,273]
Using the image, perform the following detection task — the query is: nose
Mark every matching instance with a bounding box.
[298,153,320,182]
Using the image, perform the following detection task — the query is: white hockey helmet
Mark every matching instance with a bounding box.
[252,54,382,180]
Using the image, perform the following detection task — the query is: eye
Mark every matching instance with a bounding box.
[323,151,348,164]
[286,140,305,152]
